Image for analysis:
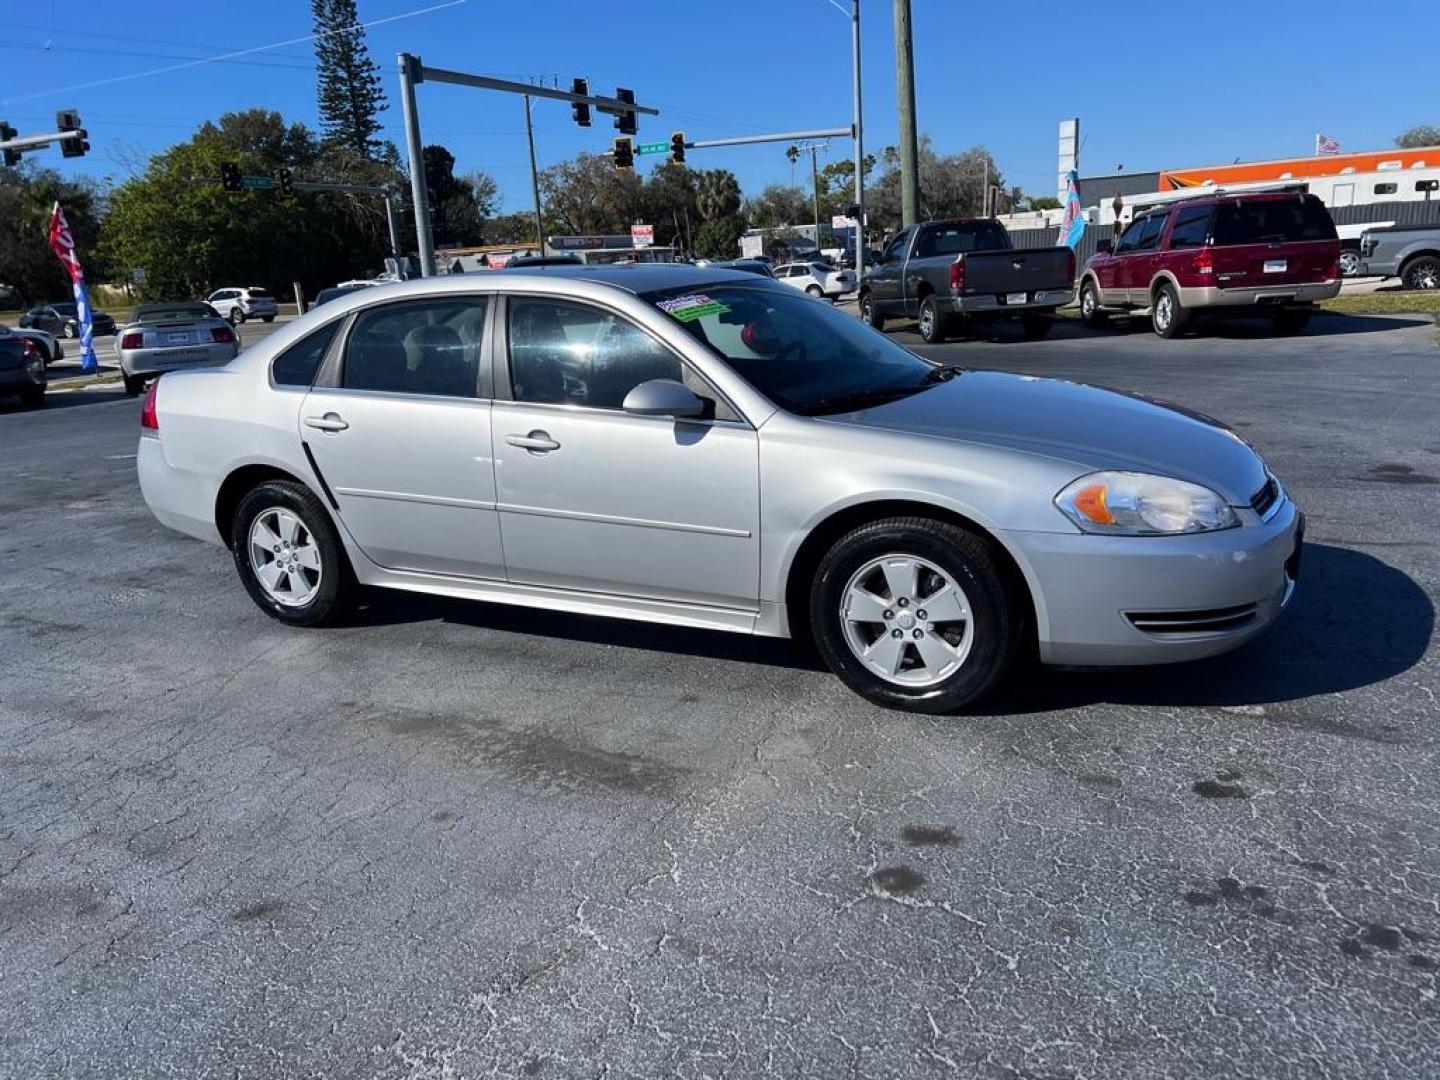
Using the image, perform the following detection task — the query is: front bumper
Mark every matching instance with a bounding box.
[1176,280,1340,308]
[1005,496,1302,667]
[939,288,1074,314]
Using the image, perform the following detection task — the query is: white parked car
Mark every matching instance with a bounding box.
[773,261,857,300]
[207,286,279,326]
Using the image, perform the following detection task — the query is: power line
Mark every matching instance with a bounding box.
[2,0,468,105]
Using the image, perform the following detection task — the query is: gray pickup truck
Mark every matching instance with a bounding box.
[858,219,1075,343]
[1358,224,1440,290]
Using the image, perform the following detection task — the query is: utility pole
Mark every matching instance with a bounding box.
[811,148,821,248]
[892,0,920,226]
[397,54,435,277]
[523,93,545,253]
[850,0,866,280]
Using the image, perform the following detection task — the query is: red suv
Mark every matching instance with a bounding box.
[1079,192,1340,337]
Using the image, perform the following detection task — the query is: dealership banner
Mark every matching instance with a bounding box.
[1060,169,1086,249]
[46,202,99,373]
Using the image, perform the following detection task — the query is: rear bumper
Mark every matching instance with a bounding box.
[939,287,1074,314]
[119,344,238,377]
[1004,496,1302,667]
[137,435,224,545]
[1176,280,1340,308]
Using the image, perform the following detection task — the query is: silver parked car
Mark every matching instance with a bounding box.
[773,261,857,300]
[116,301,240,395]
[137,265,1302,713]
[207,286,279,325]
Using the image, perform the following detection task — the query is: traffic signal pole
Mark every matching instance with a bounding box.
[395,51,659,276]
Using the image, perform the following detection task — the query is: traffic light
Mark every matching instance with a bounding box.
[670,132,686,165]
[0,122,19,168]
[276,167,295,197]
[220,161,242,192]
[613,88,637,136]
[570,78,591,127]
[56,108,88,158]
[612,136,633,171]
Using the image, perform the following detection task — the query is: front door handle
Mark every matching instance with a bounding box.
[506,430,560,453]
[304,412,348,432]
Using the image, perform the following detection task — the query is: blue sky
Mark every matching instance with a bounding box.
[2,0,1434,212]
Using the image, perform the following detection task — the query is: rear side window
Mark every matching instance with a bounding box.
[273,321,340,387]
[914,221,1009,258]
[1167,206,1213,249]
[342,298,488,398]
[1212,197,1337,245]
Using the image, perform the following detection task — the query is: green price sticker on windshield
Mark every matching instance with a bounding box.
[658,293,729,322]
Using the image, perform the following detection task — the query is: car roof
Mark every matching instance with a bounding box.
[469,262,766,293]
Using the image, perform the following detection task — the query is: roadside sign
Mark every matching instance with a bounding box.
[131,267,146,285]
[631,224,654,248]
[740,234,764,259]
[831,214,857,229]
[242,175,274,190]
[636,141,669,156]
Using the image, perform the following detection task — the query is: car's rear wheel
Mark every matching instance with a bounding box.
[229,308,245,326]
[18,386,45,408]
[123,374,145,397]
[805,284,823,297]
[231,480,354,627]
[1019,312,1052,339]
[1401,254,1440,291]
[262,315,275,323]
[1271,308,1312,335]
[1079,279,1107,328]
[917,295,948,344]
[859,291,885,329]
[1151,282,1188,338]
[809,517,1022,713]
[62,323,76,338]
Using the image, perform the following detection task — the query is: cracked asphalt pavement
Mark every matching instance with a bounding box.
[2,311,1437,1078]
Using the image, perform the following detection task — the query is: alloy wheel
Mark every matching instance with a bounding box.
[1406,260,1439,290]
[248,507,323,607]
[1338,250,1360,277]
[1081,286,1095,318]
[840,554,974,687]
[1154,292,1172,330]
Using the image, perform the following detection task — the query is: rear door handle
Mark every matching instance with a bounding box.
[304,412,348,432]
[506,430,560,453]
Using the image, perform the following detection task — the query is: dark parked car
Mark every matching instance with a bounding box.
[859,219,1076,343]
[1079,192,1341,337]
[705,259,774,277]
[312,282,379,308]
[0,328,46,407]
[20,301,117,338]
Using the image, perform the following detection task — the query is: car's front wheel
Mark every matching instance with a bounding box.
[62,322,76,338]
[1079,279,1107,328]
[805,284,823,297]
[809,517,1023,713]
[1338,248,1361,278]
[231,480,354,627]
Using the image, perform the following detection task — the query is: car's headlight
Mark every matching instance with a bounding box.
[1055,471,1238,535]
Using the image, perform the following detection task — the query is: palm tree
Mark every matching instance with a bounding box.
[695,170,741,221]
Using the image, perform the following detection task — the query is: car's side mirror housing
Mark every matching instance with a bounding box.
[1096,238,1113,254]
[623,378,706,419]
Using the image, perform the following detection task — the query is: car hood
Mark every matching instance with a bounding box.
[822,371,1268,504]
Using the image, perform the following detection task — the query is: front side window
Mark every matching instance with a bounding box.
[507,298,682,410]
[273,321,341,387]
[341,297,487,398]
[1113,219,1146,253]
[1134,214,1167,251]
[1167,206,1213,249]
[882,230,912,263]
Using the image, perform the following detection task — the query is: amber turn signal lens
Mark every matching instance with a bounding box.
[1070,483,1115,525]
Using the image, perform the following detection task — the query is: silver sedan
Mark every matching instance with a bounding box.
[136,265,1301,713]
[115,301,239,396]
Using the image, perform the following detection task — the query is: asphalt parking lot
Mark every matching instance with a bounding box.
[2,311,1438,1078]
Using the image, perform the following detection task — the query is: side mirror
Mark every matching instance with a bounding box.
[1096,239,1113,254]
[622,378,706,419]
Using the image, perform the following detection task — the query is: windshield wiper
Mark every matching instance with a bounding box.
[920,365,963,385]
[807,385,924,414]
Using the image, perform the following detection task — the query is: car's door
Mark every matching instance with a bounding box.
[869,228,914,312]
[1120,214,1167,303]
[299,293,506,579]
[492,294,759,610]
[1098,219,1144,301]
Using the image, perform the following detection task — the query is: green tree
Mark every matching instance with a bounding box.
[1396,125,1440,149]
[539,152,644,235]
[693,216,744,259]
[311,0,387,158]
[0,165,108,305]
[423,145,498,247]
[1023,195,1062,211]
[695,169,742,221]
[866,136,1002,230]
[745,184,811,230]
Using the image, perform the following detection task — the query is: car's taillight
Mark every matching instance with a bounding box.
[949,259,965,292]
[1065,248,1076,282]
[22,338,38,360]
[212,326,236,344]
[1328,255,1341,279]
[120,330,143,349]
[140,380,159,430]
[1192,248,1214,276]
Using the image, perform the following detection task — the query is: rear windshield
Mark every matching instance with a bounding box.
[247,288,273,298]
[1212,197,1337,245]
[135,302,214,321]
[915,221,1009,258]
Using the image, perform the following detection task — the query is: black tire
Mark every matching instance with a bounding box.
[1151,282,1188,338]
[1400,254,1440,291]
[229,307,245,326]
[1019,312,1053,340]
[805,285,823,298]
[62,322,76,339]
[1271,308,1312,335]
[123,374,145,397]
[262,315,275,323]
[1338,247,1361,278]
[859,291,885,329]
[809,517,1023,714]
[230,480,354,627]
[1079,278,1108,328]
[917,294,948,344]
[50,342,63,365]
[18,385,45,408]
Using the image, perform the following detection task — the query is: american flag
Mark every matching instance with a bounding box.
[1316,134,1341,155]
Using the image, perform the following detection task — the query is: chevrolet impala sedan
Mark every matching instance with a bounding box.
[137,265,1302,713]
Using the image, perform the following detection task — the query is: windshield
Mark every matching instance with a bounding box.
[645,283,941,415]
